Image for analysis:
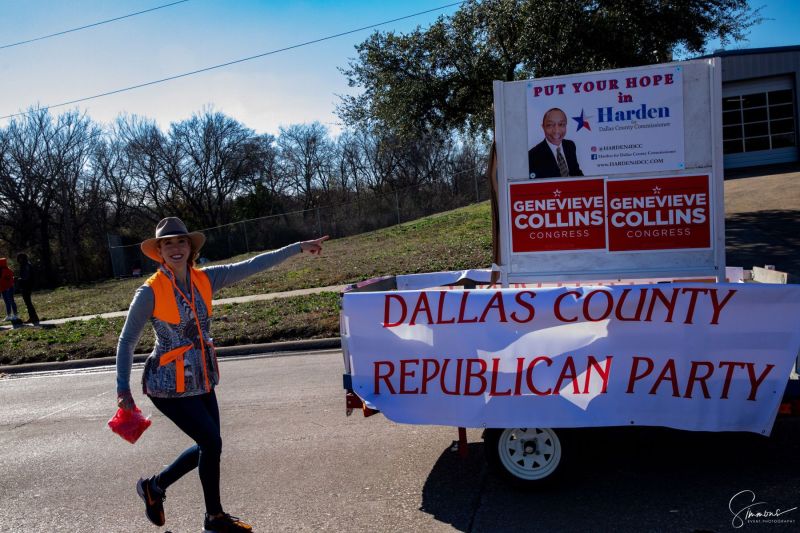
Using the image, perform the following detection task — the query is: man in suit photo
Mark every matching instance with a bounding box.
[528,107,584,178]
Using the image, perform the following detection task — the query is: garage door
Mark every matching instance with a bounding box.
[722,76,797,169]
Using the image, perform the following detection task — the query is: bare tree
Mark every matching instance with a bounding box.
[277,122,334,210]
[93,124,149,232]
[251,133,286,207]
[0,103,490,283]
[352,128,403,192]
[234,133,290,219]
[0,109,106,284]
[50,111,102,282]
[115,114,177,223]
[167,109,263,228]
[0,109,61,284]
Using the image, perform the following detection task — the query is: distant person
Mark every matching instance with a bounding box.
[16,253,40,325]
[528,107,584,178]
[131,260,142,278]
[0,258,18,321]
[115,217,328,532]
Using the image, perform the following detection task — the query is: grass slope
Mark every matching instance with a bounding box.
[1,203,492,365]
[31,202,492,321]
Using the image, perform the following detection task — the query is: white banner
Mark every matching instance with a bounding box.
[343,284,800,434]
[526,65,684,177]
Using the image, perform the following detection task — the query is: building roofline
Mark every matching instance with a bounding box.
[697,45,800,59]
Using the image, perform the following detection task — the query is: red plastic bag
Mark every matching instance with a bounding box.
[108,407,151,444]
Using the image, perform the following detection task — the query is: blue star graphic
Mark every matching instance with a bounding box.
[572,109,591,131]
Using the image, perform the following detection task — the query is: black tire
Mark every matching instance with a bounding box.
[484,427,567,488]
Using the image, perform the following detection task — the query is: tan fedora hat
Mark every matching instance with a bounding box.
[140,217,206,263]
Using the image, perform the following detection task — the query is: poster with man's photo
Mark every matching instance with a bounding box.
[526,65,685,178]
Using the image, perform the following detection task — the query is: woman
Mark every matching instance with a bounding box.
[115,217,327,533]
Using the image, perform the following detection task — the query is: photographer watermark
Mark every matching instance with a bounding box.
[729,490,797,528]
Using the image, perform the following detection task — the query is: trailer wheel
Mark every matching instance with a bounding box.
[484,428,565,488]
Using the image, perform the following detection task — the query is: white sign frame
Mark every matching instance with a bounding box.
[493,59,725,283]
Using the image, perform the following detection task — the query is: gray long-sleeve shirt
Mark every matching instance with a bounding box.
[116,243,301,393]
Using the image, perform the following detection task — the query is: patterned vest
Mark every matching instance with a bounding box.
[141,266,218,398]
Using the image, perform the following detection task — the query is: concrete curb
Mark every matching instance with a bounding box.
[0,337,342,375]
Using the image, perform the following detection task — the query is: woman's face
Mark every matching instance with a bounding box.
[158,236,191,270]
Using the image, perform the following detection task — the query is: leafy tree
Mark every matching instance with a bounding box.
[339,0,760,135]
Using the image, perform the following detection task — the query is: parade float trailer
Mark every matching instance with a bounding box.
[339,59,800,487]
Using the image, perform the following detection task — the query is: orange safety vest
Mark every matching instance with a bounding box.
[142,267,218,397]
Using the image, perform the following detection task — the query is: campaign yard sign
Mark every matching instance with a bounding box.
[510,178,606,252]
[606,174,711,251]
[343,284,800,434]
[493,59,724,282]
[526,65,685,177]
[509,174,713,254]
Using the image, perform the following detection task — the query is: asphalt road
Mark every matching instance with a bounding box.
[1,350,799,533]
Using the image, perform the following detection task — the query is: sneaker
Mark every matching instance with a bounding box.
[203,512,253,532]
[3,315,10,321]
[136,476,166,526]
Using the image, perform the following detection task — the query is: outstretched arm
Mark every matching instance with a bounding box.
[204,236,329,292]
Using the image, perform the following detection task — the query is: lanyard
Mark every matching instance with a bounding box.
[166,267,197,314]
[162,265,211,391]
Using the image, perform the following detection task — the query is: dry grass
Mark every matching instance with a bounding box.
[214,202,493,299]
[725,170,800,215]
[27,202,492,321]
[724,170,800,281]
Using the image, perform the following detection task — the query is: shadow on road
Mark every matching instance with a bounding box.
[726,209,800,282]
[419,442,487,531]
[419,420,800,532]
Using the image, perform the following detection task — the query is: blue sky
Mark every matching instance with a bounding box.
[0,1,797,136]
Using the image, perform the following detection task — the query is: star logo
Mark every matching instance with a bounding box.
[553,189,562,198]
[572,109,591,132]
[652,186,662,194]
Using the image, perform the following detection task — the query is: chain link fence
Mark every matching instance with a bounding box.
[108,177,490,278]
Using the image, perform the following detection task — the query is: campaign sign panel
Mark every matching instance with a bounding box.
[510,178,606,252]
[606,174,711,252]
[526,65,685,178]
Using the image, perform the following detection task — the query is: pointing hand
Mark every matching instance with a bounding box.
[300,235,329,255]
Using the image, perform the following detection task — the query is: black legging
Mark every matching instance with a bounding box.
[20,288,39,323]
[149,390,223,515]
